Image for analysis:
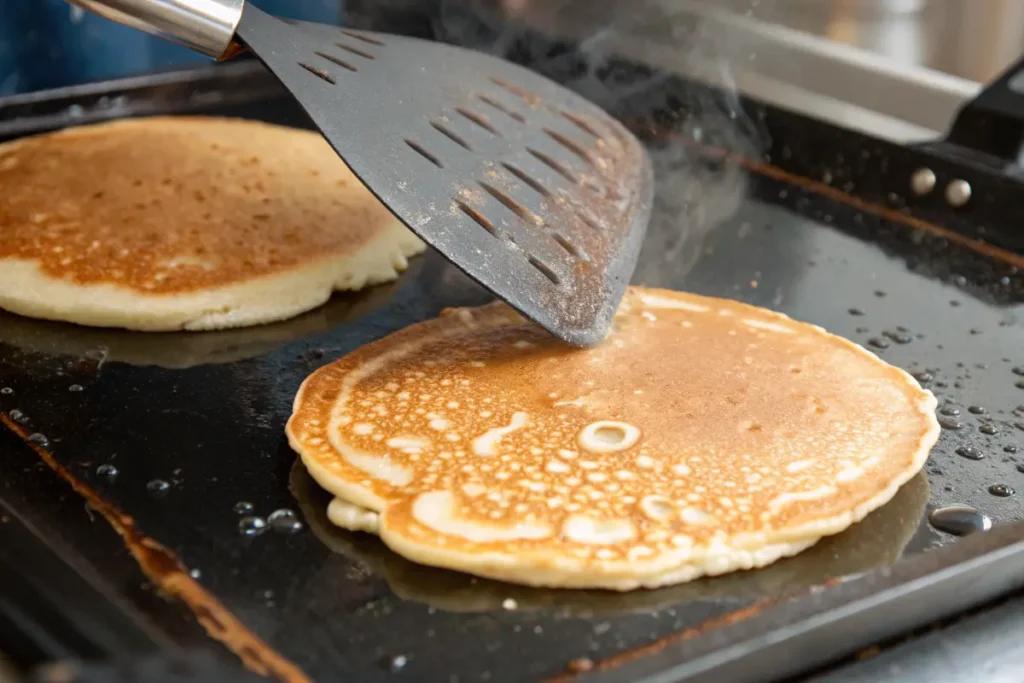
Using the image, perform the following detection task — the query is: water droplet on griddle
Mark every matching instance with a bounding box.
[855,326,869,334]
[938,417,964,430]
[968,406,986,414]
[929,506,991,536]
[1017,464,1024,473]
[8,409,27,424]
[387,655,409,673]
[68,384,83,392]
[0,387,12,395]
[268,508,303,533]
[239,516,267,536]
[950,300,961,307]
[96,464,118,479]
[848,308,864,316]
[26,433,48,447]
[234,501,254,515]
[953,275,968,287]
[189,568,202,579]
[969,328,981,335]
[883,330,913,345]
[955,446,983,460]
[939,406,960,416]
[1016,381,1024,390]
[1005,445,1020,454]
[912,370,934,384]
[874,290,886,298]
[1013,367,1024,377]
[988,483,1014,497]
[979,424,999,436]
[867,338,889,349]
[146,479,170,497]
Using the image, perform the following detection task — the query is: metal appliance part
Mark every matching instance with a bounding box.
[65,0,244,58]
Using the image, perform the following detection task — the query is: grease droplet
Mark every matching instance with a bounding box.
[234,501,254,515]
[979,424,999,436]
[938,417,963,430]
[939,406,960,416]
[68,384,83,392]
[867,338,889,349]
[146,479,170,497]
[989,484,1014,497]
[239,516,267,536]
[929,506,991,536]
[26,433,48,447]
[0,387,12,395]
[268,508,303,534]
[955,446,983,461]
[96,464,118,478]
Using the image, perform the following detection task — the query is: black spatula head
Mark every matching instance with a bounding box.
[236,5,653,346]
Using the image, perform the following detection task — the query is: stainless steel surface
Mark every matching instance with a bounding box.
[736,0,1024,84]
[65,0,244,58]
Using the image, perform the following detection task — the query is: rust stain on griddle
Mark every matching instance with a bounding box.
[545,599,782,681]
[0,414,311,683]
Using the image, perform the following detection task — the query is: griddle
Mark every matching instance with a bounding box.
[1,2,1023,682]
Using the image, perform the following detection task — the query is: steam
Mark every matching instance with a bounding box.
[376,0,767,283]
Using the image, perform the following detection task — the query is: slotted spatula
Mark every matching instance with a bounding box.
[66,0,654,346]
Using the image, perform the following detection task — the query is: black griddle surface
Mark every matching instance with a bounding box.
[1,158,1022,680]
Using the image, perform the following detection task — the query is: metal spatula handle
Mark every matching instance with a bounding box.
[65,0,244,58]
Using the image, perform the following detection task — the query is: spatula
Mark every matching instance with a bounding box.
[65,1,654,346]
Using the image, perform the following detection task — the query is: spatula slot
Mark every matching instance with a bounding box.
[501,163,551,198]
[341,30,385,46]
[543,129,595,168]
[431,121,473,151]
[559,111,605,142]
[479,182,542,226]
[335,42,375,60]
[315,51,357,73]
[527,148,577,183]
[576,211,601,231]
[527,256,561,285]
[552,233,584,259]
[404,139,442,168]
[476,95,526,123]
[455,108,501,137]
[455,200,501,238]
[489,77,541,107]
[297,62,337,84]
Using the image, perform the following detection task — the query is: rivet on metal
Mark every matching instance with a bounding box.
[945,179,972,208]
[909,168,936,196]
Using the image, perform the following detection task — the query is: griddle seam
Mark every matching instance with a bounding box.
[0,415,311,683]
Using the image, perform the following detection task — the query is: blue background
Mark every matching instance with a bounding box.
[0,0,344,96]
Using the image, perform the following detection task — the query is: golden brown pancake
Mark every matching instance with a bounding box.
[286,287,939,590]
[0,116,424,331]
[291,459,929,612]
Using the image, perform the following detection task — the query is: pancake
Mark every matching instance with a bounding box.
[286,287,939,590]
[291,459,930,613]
[0,117,424,331]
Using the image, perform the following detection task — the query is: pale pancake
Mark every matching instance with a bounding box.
[286,287,939,590]
[0,117,424,331]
